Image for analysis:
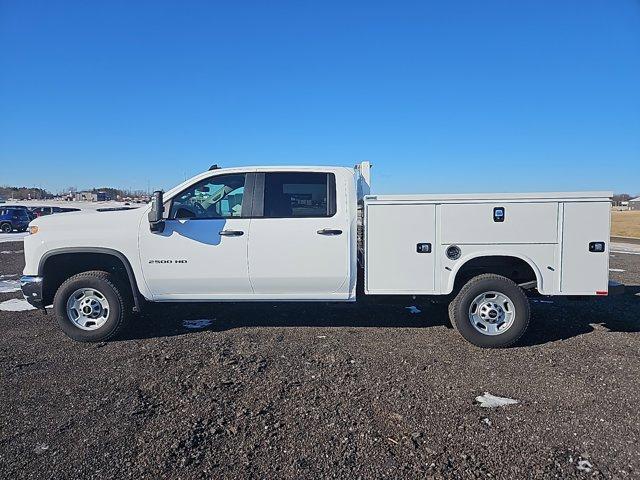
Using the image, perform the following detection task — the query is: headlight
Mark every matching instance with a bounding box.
[29,226,39,235]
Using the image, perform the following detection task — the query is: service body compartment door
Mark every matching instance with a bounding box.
[441,202,558,244]
[366,203,436,294]
[560,202,610,294]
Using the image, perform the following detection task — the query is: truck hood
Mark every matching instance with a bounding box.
[30,207,146,232]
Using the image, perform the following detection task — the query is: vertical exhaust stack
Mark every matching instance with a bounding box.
[355,161,372,200]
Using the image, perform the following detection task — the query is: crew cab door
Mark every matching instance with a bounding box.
[139,173,253,298]
[248,172,350,298]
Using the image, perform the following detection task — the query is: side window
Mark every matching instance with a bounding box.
[263,172,335,218]
[169,174,246,219]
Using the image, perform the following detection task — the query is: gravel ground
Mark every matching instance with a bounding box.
[1,240,639,479]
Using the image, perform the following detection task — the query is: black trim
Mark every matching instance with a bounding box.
[243,173,257,217]
[252,173,265,217]
[327,174,336,215]
[38,247,144,312]
[21,277,44,309]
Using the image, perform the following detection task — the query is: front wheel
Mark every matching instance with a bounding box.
[449,274,530,348]
[53,271,130,342]
[1,223,12,233]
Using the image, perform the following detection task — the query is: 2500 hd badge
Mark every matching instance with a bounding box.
[148,259,188,264]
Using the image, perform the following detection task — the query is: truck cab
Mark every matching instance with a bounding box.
[141,166,358,301]
[21,162,615,348]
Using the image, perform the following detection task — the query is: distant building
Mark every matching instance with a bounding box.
[629,197,640,211]
[75,191,112,202]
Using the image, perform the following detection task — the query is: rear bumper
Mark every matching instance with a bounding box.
[20,276,44,308]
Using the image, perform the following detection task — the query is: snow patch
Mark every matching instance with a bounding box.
[475,392,519,408]
[183,319,213,329]
[0,232,29,244]
[405,306,421,314]
[576,459,593,472]
[0,298,36,311]
[610,242,640,255]
[0,279,21,293]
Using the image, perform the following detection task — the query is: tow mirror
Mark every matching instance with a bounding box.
[148,190,165,233]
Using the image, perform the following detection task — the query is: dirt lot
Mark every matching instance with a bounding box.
[611,210,640,239]
[1,240,639,479]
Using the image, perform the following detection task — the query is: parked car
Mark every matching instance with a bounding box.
[5,205,36,221]
[0,207,30,233]
[21,162,620,347]
[31,206,81,217]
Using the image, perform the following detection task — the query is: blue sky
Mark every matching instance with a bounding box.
[1,0,639,194]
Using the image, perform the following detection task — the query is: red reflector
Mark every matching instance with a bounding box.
[596,291,608,296]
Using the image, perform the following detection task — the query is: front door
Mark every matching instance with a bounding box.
[248,172,350,297]
[139,173,253,299]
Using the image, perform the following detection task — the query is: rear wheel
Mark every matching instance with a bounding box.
[53,271,129,342]
[1,223,11,233]
[449,274,530,348]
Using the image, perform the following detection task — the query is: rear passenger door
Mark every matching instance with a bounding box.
[248,172,350,298]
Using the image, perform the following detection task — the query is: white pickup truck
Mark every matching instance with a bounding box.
[21,162,617,347]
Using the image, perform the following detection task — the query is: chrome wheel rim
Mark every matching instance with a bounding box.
[66,288,110,330]
[468,291,515,336]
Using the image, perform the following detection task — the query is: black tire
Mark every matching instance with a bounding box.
[1,223,12,233]
[53,270,130,342]
[449,274,530,348]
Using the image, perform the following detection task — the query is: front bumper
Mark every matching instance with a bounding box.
[20,276,44,309]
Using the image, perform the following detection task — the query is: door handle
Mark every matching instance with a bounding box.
[219,230,244,236]
[317,229,342,236]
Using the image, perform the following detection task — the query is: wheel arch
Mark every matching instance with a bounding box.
[39,247,143,311]
[446,252,543,295]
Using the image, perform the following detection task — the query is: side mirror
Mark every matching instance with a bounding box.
[148,190,165,233]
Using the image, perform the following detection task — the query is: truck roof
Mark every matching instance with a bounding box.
[366,191,613,202]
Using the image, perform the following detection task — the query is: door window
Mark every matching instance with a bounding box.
[263,172,335,218]
[169,174,246,219]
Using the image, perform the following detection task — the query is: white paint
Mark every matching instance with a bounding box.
[609,268,625,272]
[367,204,436,293]
[0,232,28,244]
[1,250,23,254]
[182,319,213,329]
[0,279,21,293]
[0,298,36,311]
[560,202,610,294]
[475,392,519,408]
[18,163,615,307]
[405,306,422,314]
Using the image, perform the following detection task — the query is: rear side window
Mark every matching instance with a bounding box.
[263,172,336,218]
